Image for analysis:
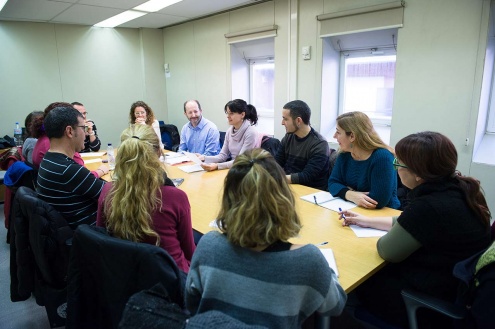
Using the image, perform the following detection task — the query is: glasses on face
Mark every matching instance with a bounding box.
[76,125,89,133]
[81,111,88,116]
[135,111,146,116]
[393,157,408,170]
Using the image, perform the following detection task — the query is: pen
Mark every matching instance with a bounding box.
[316,242,328,246]
[339,207,346,220]
[313,195,318,205]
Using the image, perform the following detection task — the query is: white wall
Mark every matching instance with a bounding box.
[0,22,166,147]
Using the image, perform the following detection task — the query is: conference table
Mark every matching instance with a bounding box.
[84,151,401,293]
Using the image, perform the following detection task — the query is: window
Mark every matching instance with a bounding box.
[340,54,396,126]
[230,37,275,135]
[250,59,274,135]
[320,28,399,143]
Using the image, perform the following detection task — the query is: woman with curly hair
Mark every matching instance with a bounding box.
[96,124,195,275]
[186,148,346,329]
[129,100,164,150]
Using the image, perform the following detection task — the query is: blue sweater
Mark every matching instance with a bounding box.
[328,148,400,209]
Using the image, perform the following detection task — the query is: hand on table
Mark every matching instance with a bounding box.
[201,163,218,172]
[195,153,205,161]
[97,164,110,177]
[338,210,371,228]
[346,191,378,209]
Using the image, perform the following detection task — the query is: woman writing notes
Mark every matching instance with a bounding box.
[197,99,260,171]
[328,111,400,209]
[186,149,346,328]
[340,131,491,327]
[96,124,195,277]
[129,100,164,150]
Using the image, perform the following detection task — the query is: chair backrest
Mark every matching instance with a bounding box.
[159,121,180,151]
[260,135,281,157]
[328,148,338,177]
[13,186,72,288]
[219,131,226,149]
[67,225,183,329]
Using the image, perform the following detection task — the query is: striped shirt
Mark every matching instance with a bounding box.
[37,152,105,228]
[186,232,346,329]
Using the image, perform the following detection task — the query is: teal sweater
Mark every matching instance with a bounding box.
[328,148,400,209]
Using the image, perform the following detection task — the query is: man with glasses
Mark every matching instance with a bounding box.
[72,101,101,152]
[37,106,106,228]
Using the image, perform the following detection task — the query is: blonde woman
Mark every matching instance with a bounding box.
[129,100,164,149]
[329,111,400,209]
[96,124,195,274]
[186,149,346,329]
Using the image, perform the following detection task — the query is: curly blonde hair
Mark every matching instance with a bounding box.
[129,100,156,126]
[337,111,394,153]
[104,124,164,244]
[216,148,301,248]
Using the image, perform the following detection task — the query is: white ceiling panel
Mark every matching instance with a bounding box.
[0,0,72,21]
[51,4,124,25]
[0,0,268,29]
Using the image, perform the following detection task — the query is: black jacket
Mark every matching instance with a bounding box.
[66,225,183,329]
[10,186,72,302]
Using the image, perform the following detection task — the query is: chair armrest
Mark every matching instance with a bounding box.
[401,288,465,329]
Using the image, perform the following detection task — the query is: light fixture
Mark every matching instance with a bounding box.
[134,0,182,13]
[93,0,183,28]
[0,0,9,12]
[94,10,146,28]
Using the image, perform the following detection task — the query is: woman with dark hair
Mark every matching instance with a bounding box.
[22,111,44,164]
[197,99,261,171]
[129,101,164,150]
[186,149,346,328]
[32,102,109,178]
[340,131,491,327]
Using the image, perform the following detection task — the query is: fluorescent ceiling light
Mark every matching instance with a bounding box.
[0,0,9,12]
[94,10,146,28]
[134,0,183,13]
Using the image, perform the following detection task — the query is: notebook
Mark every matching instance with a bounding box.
[178,164,204,173]
[300,191,355,212]
[319,248,339,277]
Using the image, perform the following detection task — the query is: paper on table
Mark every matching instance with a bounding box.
[83,158,102,164]
[319,248,339,277]
[165,152,184,158]
[184,152,203,164]
[80,151,106,158]
[165,155,190,165]
[349,225,387,238]
[300,192,355,212]
[178,164,204,173]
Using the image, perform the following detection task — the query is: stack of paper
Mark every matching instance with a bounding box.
[165,155,190,165]
[300,191,355,212]
[177,152,205,173]
[319,248,339,277]
[80,151,106,158]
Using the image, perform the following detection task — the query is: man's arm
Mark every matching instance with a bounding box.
[87,121,101,152]
[203,127,220,156]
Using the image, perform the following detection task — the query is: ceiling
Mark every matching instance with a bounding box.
[0,0,266,29]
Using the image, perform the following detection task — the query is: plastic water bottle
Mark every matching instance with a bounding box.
[14,122,23,147]
[107,143,115,170]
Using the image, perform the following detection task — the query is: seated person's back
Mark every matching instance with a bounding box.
[36,106,105,229]
[186,149,346,329]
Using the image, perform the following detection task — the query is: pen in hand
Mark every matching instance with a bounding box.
[339,208,346,220]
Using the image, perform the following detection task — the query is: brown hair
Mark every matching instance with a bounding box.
[216,148,301,248]
[129,101,156,125]
[396,131,491,225]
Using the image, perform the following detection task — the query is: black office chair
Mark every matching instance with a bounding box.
[10,186,73,328]
[159,120,180,151]
[260,135,281,157]
[219,131,226,149]
[401,240,495,329]
[66,224,183,329]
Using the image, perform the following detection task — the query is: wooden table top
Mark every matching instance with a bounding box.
[85,152,401,292]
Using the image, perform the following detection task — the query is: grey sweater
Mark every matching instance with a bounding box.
[185,232,346,329]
